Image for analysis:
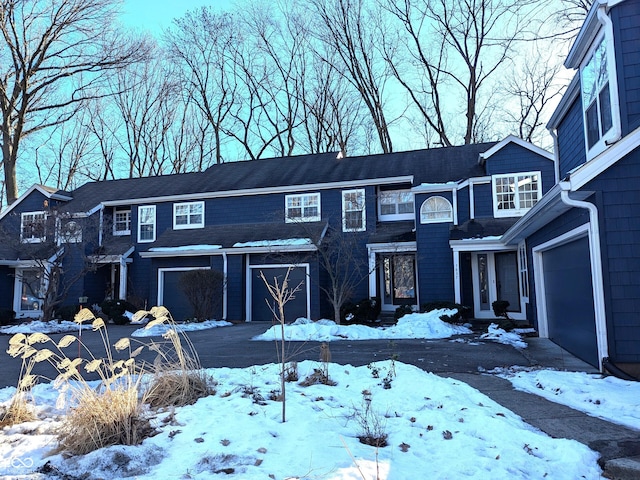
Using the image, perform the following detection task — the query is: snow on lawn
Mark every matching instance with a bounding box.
[480,324,528,349]
[253,309,472,342]
[0,361,603,479]
[131,319,233,338]
[497,368,640,431]
[0,320,92,335]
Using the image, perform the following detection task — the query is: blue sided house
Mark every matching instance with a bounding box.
[503,0,640,374]
[0,137,553,331]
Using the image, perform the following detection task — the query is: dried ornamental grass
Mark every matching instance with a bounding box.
[54,382,153,456]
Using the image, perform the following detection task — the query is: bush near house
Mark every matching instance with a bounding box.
[421,302,471,324]
[100,299,139,325]
[394,304,414,321]
[340,297,381,324]
[178,269,224,322]
[54,305,80,322]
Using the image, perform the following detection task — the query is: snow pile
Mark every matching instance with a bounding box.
[499,368,640,430]
[0,320,92,335]
[0,361,603,479]
[480,323,527,348]
[132,319,233,337]
[253,309,471,342]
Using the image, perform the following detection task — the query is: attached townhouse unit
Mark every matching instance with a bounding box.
[0,137,553,331]
[503,0,640,374]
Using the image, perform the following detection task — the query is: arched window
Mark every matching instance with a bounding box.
[420,196,453,223]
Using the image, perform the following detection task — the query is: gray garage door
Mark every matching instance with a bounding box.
[542,236,598,367]
[251,267,308,322]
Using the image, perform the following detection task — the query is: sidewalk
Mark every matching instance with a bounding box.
[447,337,640,480]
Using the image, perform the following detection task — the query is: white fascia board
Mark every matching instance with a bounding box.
[565,0,610,68]
[139,244,318,258]
[101,176,414,208]
[478,135,554,165]
[411,182,457,193]
[366,241,417,252]
[568,127,640,190]
[449,237,512,252]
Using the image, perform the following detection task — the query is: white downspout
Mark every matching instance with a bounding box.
[559,181,609,371]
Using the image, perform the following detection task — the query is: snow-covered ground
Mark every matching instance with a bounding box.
[1,360,607,479]
[1,311,638,478]
[0,320,92,335]
[131,319,232,337]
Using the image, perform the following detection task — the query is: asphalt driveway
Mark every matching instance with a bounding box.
[0,321,560,389]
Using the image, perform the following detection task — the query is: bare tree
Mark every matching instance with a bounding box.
[502,47,564,145]
[308,0,394,153]
[0,0,150,205]
[382,0,537,146]
[165,8,240,164]
[0,209,108,321]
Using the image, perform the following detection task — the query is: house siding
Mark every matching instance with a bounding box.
[0,266,13,311]
[583,146,640,363]
[557,97,587,179]
[613,0,640,135]
[485,143,554,194]
[472,183,494,218]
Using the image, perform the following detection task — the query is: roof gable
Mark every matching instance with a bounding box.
[477,135,553,165]
[0,184,73,220]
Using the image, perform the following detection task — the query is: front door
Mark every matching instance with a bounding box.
[379,254,416,311]
[472,251,525,320]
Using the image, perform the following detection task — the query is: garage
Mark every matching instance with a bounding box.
[159,269,197,321]
[541,235,598,367]
[250,265,309,321]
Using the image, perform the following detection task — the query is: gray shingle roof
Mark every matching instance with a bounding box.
[62,143,495,212]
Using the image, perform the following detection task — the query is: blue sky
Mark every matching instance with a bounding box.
[120,0,231,33]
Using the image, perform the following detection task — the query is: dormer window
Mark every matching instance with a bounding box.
[492,172,540,218]
[21,211,46,243]
[114,208,131,236]
[285,193,321,222]
[582,36,611,147]
[580,32,619,158]
[378,189,414,221]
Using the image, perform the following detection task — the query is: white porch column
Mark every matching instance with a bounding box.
[119,258,127,300]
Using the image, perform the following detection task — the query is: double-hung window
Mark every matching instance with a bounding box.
[138,205,156,243]
[285,193,320,222]
[492,172,540,218]
[581,34,615,156]
[342,189,366,232]
[378,189,414,221]
[21,211,46,243]
[174,201,204,229]
[114,209,131,236]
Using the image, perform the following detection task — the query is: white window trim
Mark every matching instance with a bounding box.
[137,205,156,243]
[580,28,621,160]
[378,189,414,221]
[285,193,321,223]
[342,188,366,232]
[20,211,47,243]
[420,196,453,224]
[59,220,82,244]
[113,209,131,236]
[13,267,45,318]
[492,171,541,218]
[173,201,205,230]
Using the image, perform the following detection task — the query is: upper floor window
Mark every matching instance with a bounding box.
[174,201,204,229]
[420,196,453,224]
[342,189,366,232]
[138,205,156,243]
[21,211,46,243]
[60,220,82,243]
[285,193,320,222]
[379,190,414,221]
[492,172,540,218]
[581,35,613,155]
[113,209,131,236]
